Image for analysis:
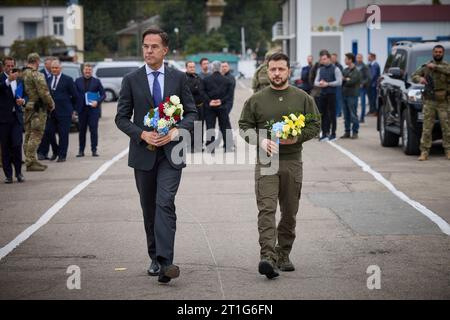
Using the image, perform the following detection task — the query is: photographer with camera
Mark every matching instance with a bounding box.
[412,45,450,161]
[22,53,55,171]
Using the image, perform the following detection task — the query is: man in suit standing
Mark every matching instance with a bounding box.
[39,56,57,81]
[37,56,58,160]
[367,52,381,116]
[203,61,233,152]
[0,57,26,183]
[75,63,105,157]
[45,60,78,162]
[115,28,197,284]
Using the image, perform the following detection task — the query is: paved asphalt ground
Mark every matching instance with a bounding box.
[0,79,449,300]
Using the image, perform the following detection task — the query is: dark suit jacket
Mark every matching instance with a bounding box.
[47,73,78,117]
[115,65,197,171]
[0,73,25,126]
[203,71,233,110]
[74,76,106,114]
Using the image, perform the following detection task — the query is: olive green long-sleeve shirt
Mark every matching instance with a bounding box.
[239,85,320,161]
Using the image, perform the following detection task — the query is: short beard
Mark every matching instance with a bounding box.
[269,78,288,88]
[433,55,443,62]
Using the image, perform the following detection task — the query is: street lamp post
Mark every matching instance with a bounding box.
[174,27,179,56]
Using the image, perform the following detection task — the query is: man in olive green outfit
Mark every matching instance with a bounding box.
[239,53,320,279]
[412,45,450,161]
[22,53,55,171]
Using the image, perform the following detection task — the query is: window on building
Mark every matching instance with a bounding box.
[24,22,37,40]
[0,16,4,36]
[53,16,64,36]
[352,40,358,56]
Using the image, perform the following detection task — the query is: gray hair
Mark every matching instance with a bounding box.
[211,60,221,73]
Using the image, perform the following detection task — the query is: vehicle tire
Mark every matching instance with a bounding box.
[379,106,399,147]
[104,89,116,102]
[401,109,420,155]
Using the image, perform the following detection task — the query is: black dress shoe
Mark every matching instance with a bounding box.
[92,151,99,157]
[76,152,85,157]
[158,264,180,283]
[37,153,49,160]
[56,157,66,163]
[4,177,13,184]
[49,154,57,161]
[16,174,25,183]
[147,261,160,276]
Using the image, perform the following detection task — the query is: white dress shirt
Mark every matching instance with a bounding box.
[51,73,61,90]
[4,73,17,111]
[145,63,165,98]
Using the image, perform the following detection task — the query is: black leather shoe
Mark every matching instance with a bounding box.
[56,157,66,163]
[76,152,85,157]
[158,264,180,283]
[92,151,99,157]
[16,174,25,183]
[37,153,49,160]
[4,177,13,184]
[147,261,160,276]
[49,154,57,161]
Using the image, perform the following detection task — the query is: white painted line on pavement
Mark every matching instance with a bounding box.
[328,141,450,236]
[0,147,130,261]
[186,211,226,299]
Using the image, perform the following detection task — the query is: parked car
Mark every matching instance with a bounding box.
[289,63,303,88]
[93,61,142,102]
[377,40,450,155]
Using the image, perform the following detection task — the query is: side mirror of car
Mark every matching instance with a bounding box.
[388,67,402,79]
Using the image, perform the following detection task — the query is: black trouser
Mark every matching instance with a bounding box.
[134,149,182,267]
[204,106,232,151]
[319,93,337,137]
[0,120,22,178]
[190,104,204,152]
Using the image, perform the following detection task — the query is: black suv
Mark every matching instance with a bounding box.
[377,40,450,155]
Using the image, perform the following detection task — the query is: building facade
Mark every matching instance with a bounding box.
[274,0,450,68]
[0,4,84,62]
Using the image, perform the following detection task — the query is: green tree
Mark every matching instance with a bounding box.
[10,36,66,61]
[185,30,228,54]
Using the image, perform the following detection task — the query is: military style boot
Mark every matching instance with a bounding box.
[418,151,429,161]
[26,161,47,171]
[258,258,279,279]
[275,250,295,272]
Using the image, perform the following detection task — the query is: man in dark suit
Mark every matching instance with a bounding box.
[75,63,105,157]
[203,61,233,152]
[0,57,26,183]
[115,28,197,284]
[37,56,58,160]
[43,60,78,162]
[39,56,56,81]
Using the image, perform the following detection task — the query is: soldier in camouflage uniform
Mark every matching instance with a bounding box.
[22,53,55,171]
[252,50,280,93]
[412,45,450,161]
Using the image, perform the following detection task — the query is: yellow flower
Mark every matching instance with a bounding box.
[289,113,298,121]
[292,129,298,136]
[283,124,290,133]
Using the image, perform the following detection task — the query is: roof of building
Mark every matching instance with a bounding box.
[340,5,450,26]
[116,15,160,36]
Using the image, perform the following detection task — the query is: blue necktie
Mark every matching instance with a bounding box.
[152,71,162,107]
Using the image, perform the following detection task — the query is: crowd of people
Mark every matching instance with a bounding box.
[253,49,381,142]
[185,58,236,153]
[0,53,105,184]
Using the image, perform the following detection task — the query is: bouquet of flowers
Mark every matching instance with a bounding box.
[266,113,306,144]
[143,95,184,150]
